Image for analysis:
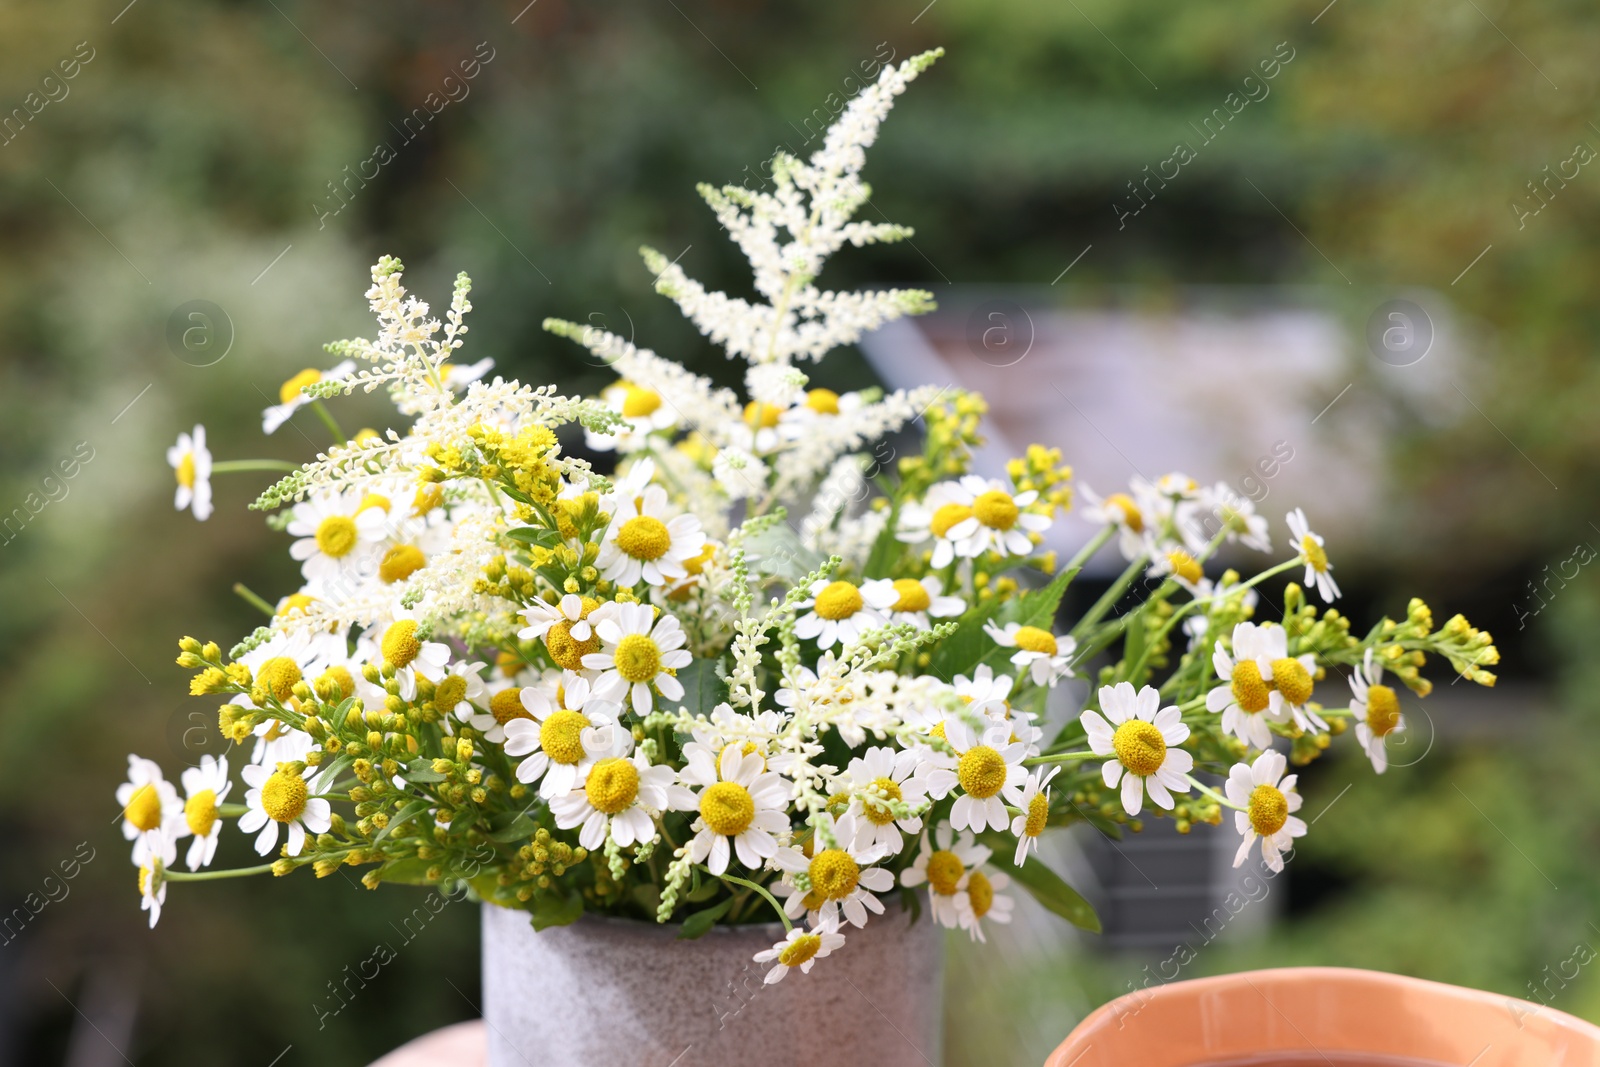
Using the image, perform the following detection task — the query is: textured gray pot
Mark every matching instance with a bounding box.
[481,900,944,1066]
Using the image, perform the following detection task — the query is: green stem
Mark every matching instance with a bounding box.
[232,583,276,617]
[218,803,249,817]
[1064,524,1116,572]
[1023,750,1099,767]
[164,863,278,882]
[1068,552,1149,644]
[701,867,791,931]
[1186,775,1241,812]
[311,400,347,444]
[209,459,302,474]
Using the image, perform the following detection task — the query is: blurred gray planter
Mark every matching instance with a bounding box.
[481,900,944,1066]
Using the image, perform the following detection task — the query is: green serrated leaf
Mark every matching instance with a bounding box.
[677,896,735,939]
[984,838,1100,933]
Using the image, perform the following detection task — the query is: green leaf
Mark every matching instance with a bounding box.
[864,501,904,578]
[485,812,539,843]
[471,872,524,908]
[685,869,721,903]
[988,841,1101,933]
[505,525,562,548]
[667,658,725,717]
[530,886,585,931]
[374,798,432,843]
[373,857,435,885]
[926,567,1078,682]
[677,896,734,939]
[740,522,824,584]
[402,758,447,784]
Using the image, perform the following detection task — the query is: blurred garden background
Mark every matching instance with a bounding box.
[1,0,1597,1063]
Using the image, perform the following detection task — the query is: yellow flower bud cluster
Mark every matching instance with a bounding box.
[1006,444,1073,515]
[898,391,986,495]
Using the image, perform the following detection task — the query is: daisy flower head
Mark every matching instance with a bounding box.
[596,462,707,588]
[377,611,452,700]
[777,387,864,441]
[248,717,317,769]
[1183,482,1271,554]
[1147,547,1207,593]
[136,829,176,929]
[1205,622,1288,751]
[900,824,992,929]
[1350,648,1406,774]
[876,575,965,630]
[502,681,624,799]
[238,763,331,857]
[262,360,355,434]
[794,579,896,650]
[923,719,1028,833]
[842,746,930,855]
[549,749,692,851]
[586,379,679,452]
[1226,749,1306,873]
[518,594,602,673]
[1080,682,1194,816]
[683,747,791,875]
[1286,507,1340,603]
[584,601,692,716]
[1254,624,1328,734]
[895,480,978,568]
[754,925,847,984]
[1006,765,1060,865]
[117,755,181,861]
[984,620,1077,687]
[431,659,488,720]
[286,489,389,587]
[167,425,213,521]
[941,475,1052,560]
[772,812,894,929]
[951,664,1014,721]
[1078,483,1150,561]
[178,755,232,871]
[956,866,1014,943]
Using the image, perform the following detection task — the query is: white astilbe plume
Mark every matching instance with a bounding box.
[802,455,870,552]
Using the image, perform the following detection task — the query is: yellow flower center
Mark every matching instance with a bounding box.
[928,721,947,742]
[862,777,904,826]
[358,493,390,514]
[616,515,672,561]
[699,781,756,836]
[777,933,823,967]
[1013,626,1058,655]
[808,849,861,900]
[584,758,639,815]
[1248,783,1289,837]
[805,388,841,415]
[1365,684,1402,737]
[1231,660,1272,714]
[1105,492,1143,532]
[957,745,1008,799]
[813,581,864,621]
[315,515,359,558]
[316,666,355,702]
[926,850,964,896]
[260,769,308,823]
[175,452,196,488]
[185,789,218,837]
[1112,720,1167,777]
[412,483,444,516]
[382,621,421,669]
[613,634,662,683]
[1167,550,1203,584]
[546,619,601,672]
[1024,792,1050,837]
[277,592,316,618]
[137,864,151,896]
[257,657,302,702]
[379,544,426,583]
[124,783,163,832]
[973,490,1019,531]
[433,675,467,710]
[930,503,974,539]
[491,688,532,726]
[889,578,932,614]
[743,401,781,429]
[1271,658,1314,706]
[967,869,994,918]
[1301,534,1329,574]
[540,709,590,763]
[621,385,662,419]
[278,368,321,405]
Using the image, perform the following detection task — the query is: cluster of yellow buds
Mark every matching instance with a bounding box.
[898,391,986,494]
[1007,444,1073,514]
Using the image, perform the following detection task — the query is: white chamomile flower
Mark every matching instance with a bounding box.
[137,829,176,929]
[167,424,213,521]
[842,746,929,854]
[586,380,679,451]
[286,490,389,586]
[1226,749,1306,873]
[1078,483,1150,561]
[1350,648,1405,774]
[1286,507,1340,603]
[895,481,979,568]
[1186,482,1271,554]
[377,613,453,701]
[431,659,488,719]
[900,824,991,929]
[1080,682,1195,816]
[984,620,1077,687]
[1147,547,1207,593]
[924,720,1028,834]
[550,750,693,851]
[178,755,232,871]
[262,360,355,434]
[773,812,894,929]
[683,748,791,874]
[777,387,863,441]
[584,601,692,715]
[878,575,964,629]
[238,763,331,857]
[939,475,1052,560]
[117,755,181,861]
[596,461,707,588]
[956,866,1014,943]
[502,682,624,799]
[248,717,317,769]
[794,579,896,650]
[1254,624,1328,734]
[753,925,847,984]
[1006,765,1059,866]
[951,664,1015,720]
[518,593,603,673]
[1205,622,1288,751]
[711,446,770,501]
[440,356,493,390]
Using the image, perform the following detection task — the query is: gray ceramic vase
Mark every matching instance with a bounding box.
[481,900,944,1067]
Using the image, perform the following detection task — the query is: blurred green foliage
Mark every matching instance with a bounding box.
[0,0,1594,1063]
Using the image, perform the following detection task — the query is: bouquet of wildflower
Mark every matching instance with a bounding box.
[120,50,1499,980]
